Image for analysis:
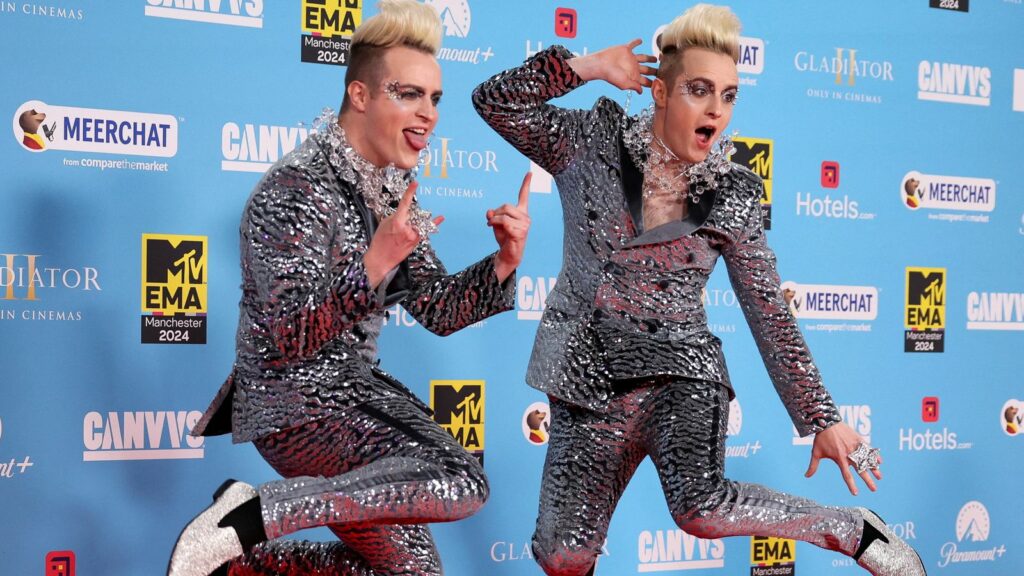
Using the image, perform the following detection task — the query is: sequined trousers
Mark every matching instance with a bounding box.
[227,395,488,576]
[533,378,863,576]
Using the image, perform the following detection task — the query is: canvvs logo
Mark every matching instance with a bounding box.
[637,528,725,571]
[729,137,772,229]
[904,267,945,353]
[301,0,362,66]
[141,234,208,344]
[795,404,871,446]
[13,100,177,157]
[918,60,989,105]
[144,0,263,28]
[431,380,484,464]
[938,501,1006,568]
[750,537,795,576]
[517,276,556,320]
[83,410,205,461]
[966,291,1024,331]
[221,121,310,172]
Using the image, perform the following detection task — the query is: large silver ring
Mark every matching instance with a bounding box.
[847,443,881,473]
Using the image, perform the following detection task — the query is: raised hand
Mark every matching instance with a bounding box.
[364,182,444,287]
[487,172,532,283]
[568,39,658,93]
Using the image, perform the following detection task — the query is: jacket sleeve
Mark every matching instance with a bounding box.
[241,165,382,364]
[400,242,516,336]
[721,177,842,437]
[472,45,588,176]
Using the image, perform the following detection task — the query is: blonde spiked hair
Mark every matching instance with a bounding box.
[657,4,740,86]
[352,0,442,55]
[341,0,442,112]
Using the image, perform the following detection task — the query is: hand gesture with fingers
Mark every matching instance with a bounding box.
[364,182,444,287]
[569,39,658,93]
[805,422,883,496]
[488,172,532,283]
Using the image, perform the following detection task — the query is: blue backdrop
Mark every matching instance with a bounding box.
[2,1,1023,575]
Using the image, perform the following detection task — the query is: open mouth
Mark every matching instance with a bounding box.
[695,125,717,146]
[403,127,429,151]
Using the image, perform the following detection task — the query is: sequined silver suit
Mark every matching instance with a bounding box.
[192,115,514,575]
[473,46,865,576]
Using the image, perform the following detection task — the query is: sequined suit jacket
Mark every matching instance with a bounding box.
[473,46,839,436]
[195,123,515,443]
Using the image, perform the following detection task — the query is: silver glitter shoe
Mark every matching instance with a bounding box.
[167,479,259,576]
[854,508,927,575]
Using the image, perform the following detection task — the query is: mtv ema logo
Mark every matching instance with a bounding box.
[638,528,725,571]
[939,501,1006,567]
[141,234,208,344]
[431,380,484,463]
[300,0,362,66]
[83,411,205,461]
[1001,399,1023,436]
[729,137,772,229]
[145,0,263,28]
[750,536,795,576]
[904,267,945,353]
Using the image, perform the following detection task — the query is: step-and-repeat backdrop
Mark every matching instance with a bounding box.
[2,1,1023,575]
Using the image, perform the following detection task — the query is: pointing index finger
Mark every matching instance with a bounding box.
[396,181,418,217]
[517,171,532,211]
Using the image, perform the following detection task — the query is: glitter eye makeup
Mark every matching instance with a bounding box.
[678,78,739,106]
[383,80,404,102]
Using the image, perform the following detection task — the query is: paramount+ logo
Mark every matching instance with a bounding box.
[430,380,484,464]
[141,234,208,344]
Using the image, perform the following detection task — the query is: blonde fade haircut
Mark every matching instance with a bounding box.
[656,4,741,87]
[341,0,443,111]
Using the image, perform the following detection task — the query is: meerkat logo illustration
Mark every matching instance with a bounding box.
[903,177,921,209]
[522,402,551,445]
[1005,404,1021,435]
[18,108,53,151]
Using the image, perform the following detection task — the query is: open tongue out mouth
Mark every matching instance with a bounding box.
[404,129,428,150]
[695,126,716,146]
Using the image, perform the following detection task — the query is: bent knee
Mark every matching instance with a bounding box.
[532,537,598,576]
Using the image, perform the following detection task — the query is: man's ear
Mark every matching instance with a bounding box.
[651,77,668,109]
[347,81,370,113]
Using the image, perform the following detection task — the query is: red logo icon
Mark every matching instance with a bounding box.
[46,551,75,576]
[555,7,577,38]
[821,160,840,188]
[922,397,940,422]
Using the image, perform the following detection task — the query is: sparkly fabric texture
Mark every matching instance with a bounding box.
[167,480,259,576]
[234,394,485,574]
[855,508,928,576]
[472,45,840,436]
[533,379,861,576]
[194,110,514,443]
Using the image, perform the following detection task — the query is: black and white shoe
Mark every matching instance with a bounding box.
[167,479,262,576]
[854,508,927,576]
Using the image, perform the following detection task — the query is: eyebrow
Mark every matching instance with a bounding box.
[395,83,444,98]
[684,76,739,91]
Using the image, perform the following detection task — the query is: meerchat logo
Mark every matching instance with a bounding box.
[301,0,362,66]
[13,101,177,157]
[517,276,556,320]
[144,0,263,28]
[1001,400,1023,436]
[46,551,75,576]
[902,171,995,213]
[750,536,795,576]
[431,380,484,463]
[638,528,725,571]
[905,267,945,353]
[83,410,205,461]
[938,501,1006,568]
[522,402,550,445]
[918,61,990,106]
[781,281,878,321]
[222,121,310,172]
[652,30,763,81]
[729,137,772,230]
[141,234,207,344]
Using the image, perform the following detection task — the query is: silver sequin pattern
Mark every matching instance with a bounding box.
[194,110,515,443]
[472,45,840,436]
[533,378,861,576]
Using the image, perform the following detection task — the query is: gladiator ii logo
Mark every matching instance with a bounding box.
[141,234,207,344]
[430,380,485,464]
